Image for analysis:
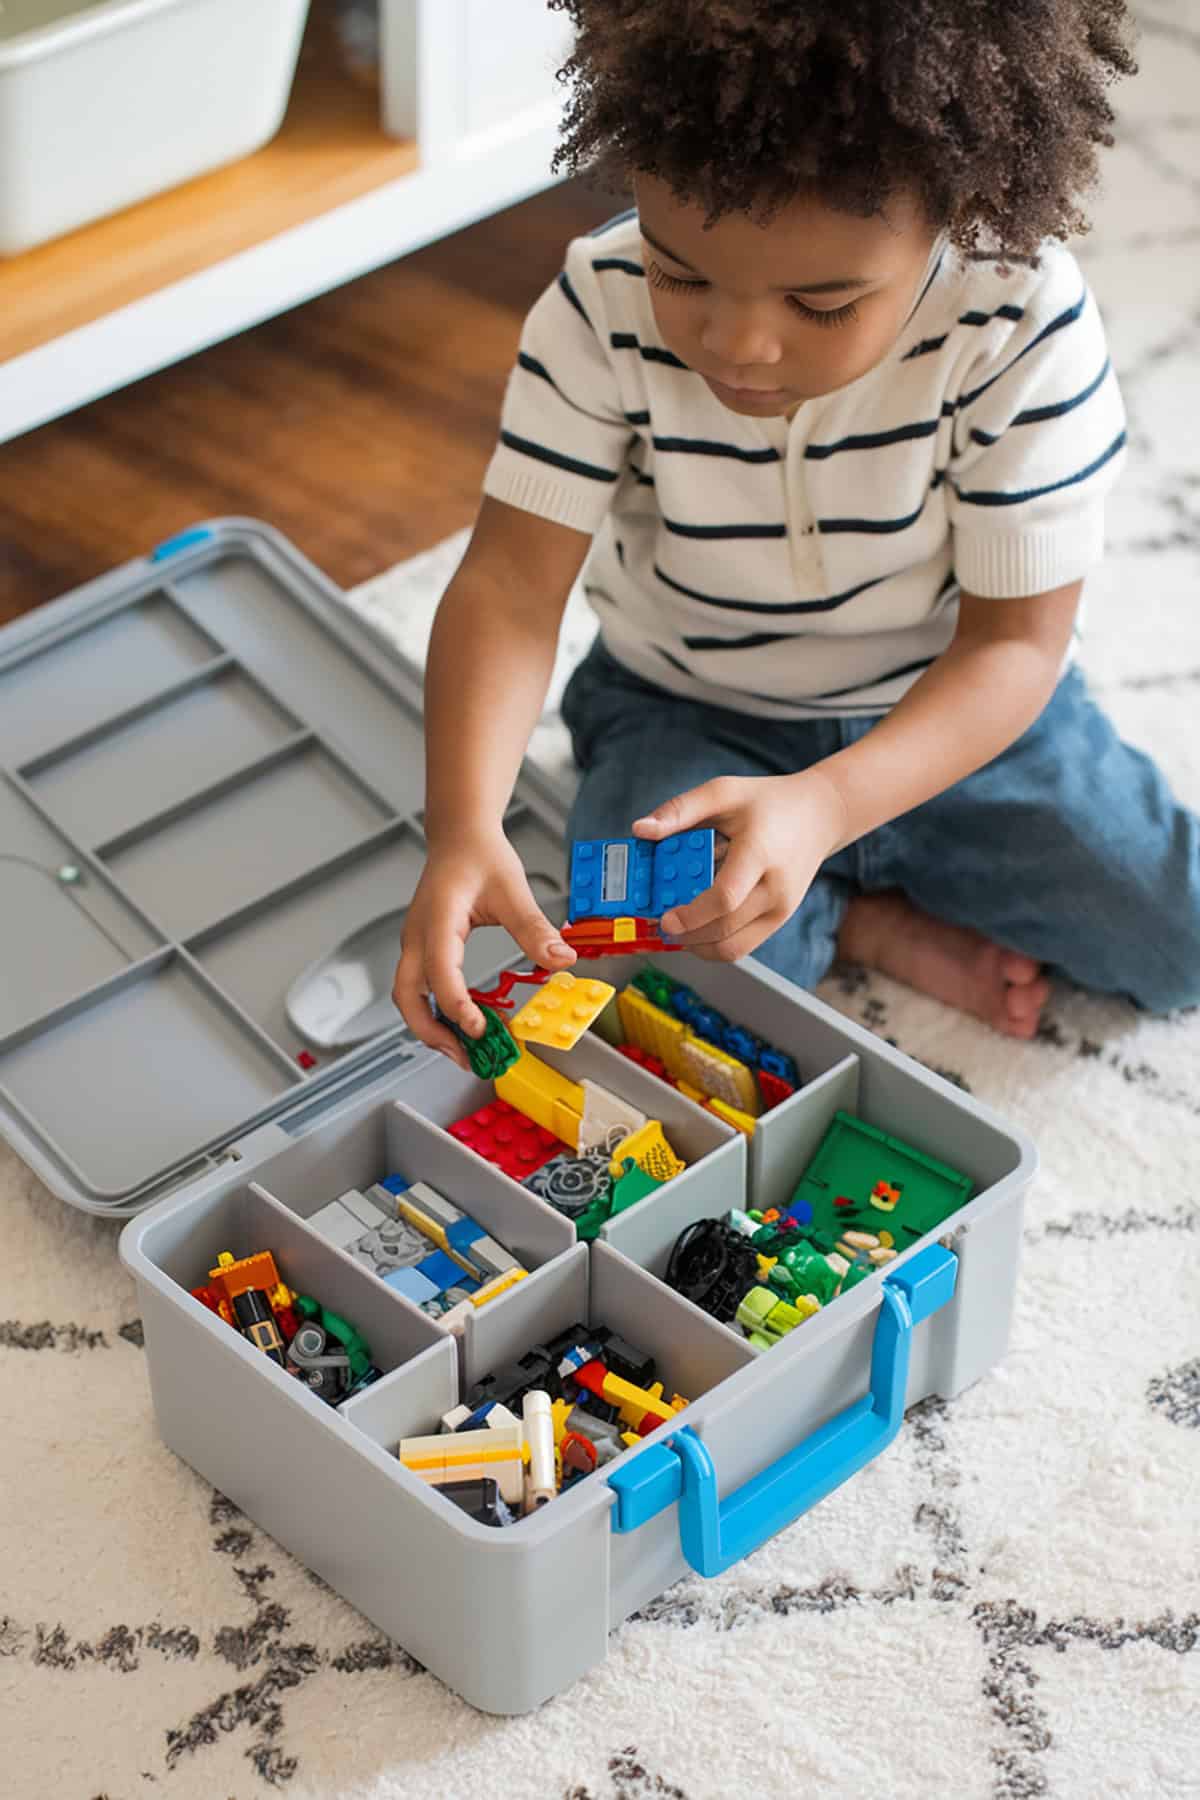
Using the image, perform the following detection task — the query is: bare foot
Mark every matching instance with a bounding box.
[837,891,1050,1039]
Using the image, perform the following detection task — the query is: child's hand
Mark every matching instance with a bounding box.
[393,827,575,1064]
[634,770,847,962]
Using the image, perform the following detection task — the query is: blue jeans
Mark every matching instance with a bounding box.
[561,639,1200,1013]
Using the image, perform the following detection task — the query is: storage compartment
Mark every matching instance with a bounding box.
[0,0,311,254]
[0,952,299,1201]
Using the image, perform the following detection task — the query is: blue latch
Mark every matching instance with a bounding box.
[150,525,215,562]
[607,1242,957,1576]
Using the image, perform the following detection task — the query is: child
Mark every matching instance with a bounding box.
[394,0,1200,1063]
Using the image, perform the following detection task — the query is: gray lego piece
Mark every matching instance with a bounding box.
[307,1197,364,1250]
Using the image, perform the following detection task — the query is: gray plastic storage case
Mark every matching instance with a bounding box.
[0,520,1037,1715]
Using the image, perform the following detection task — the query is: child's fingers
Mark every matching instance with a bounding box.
[632,776,740,842]
[392,944,471,1066]
[660,838,762,938]
[666,884,776,953]
[689,913,780,965]
[499,879,576,971]
[424,927,486,1040]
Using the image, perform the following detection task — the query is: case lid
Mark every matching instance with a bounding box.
[0,519,569,1215]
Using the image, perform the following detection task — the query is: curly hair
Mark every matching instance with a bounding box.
[547,0,1136,259]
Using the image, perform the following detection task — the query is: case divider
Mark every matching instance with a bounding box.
[749,1052,861,1215]
[16,654,241,777]
[0,946,174,1056]
[459,1241,590,1391]
[337,1332,460,1450]
[246,1180,447,1369]
[92,731,318,859]
[173,948,308,1083]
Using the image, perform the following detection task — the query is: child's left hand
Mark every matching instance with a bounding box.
[633,769,848,961]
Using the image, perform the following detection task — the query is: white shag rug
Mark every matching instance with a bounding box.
[3,12,1199,1797]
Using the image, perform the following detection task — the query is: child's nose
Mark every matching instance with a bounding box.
[698,300,783,371]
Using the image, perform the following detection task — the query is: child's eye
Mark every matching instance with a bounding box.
[789,297,860,328]
[647,260,707,293]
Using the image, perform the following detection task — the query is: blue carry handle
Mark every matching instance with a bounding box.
[608,1242,956,1577]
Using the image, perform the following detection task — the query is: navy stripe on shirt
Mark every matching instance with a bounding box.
[957,290,1088,410]
[805,418,939,459]
[959,303,1026,326]
[499,429,618,483]
[818,496,929,535]
[558,270,593,330]
[652,434,781,463]
[968,357,1113,442]
[593,258,645,277]
[610,332,689,370]
[953,429,1126,506]
[656,561,887,616]
[662,516,787,540]
[902,333,948,361]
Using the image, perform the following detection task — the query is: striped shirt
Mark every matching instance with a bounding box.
[483,211,1126,718]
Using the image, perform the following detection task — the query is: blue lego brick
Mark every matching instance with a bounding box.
[668,984,702,1024]
[383,1265,440,1305]
[722,1023,760,1065]
[759,1047,799,1086]
[569,836,655,920]
[689,1004,727,1043]
[446,1215,485,1254]
[649,829,715,918]
[785,1200,814,1228]
[378,1174,411,1196]
[415,1248,468,1293]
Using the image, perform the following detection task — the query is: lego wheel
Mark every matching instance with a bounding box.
[666,1218,730,1298]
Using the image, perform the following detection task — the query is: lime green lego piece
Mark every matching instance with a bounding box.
[788,1110,973,1248]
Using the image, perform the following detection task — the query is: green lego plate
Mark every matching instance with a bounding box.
[789,1110,973,1250]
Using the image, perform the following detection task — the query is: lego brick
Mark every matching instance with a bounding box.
[383,1265,441,1307]
[611,1119,685,1184]
[495,1050,585,1149]
[648,828,715,917]
[678,1034,760,1116]
[708,1097,757,1138]
[578,1078,645,1156]
[405,1181,465,1227]
[415,1248,468,1294]
[306,1198,364,1250]
[447,1099,563,1183]
[337,1188,390,1230]
[569,836,655,920]
[376,1174,410,1197]
[446,1215,486,1255]
[348,1217,432,1278]
[437,1478,514,1528]
[464,1233,520,1279]
[756,1067,795,1112]
[509,970,616,1052]
[617,986,686,1076]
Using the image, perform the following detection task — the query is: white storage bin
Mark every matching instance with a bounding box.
[0,0,310,254]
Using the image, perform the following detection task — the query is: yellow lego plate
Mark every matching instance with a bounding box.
[509,971,616,1052]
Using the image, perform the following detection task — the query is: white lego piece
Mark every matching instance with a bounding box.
[522,1390,556,1511]
[337,1188,389,1229]
[577,1079,645,1156]
[440,1404,474,1433]
[306,1198,364,1249]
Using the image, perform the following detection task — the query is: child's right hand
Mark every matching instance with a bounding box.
[392,826,575,1066]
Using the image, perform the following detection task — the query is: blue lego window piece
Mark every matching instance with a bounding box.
[568,829,715,923]
[446,1216,485,1253]
[570,836,654,920]
[689,1004,727,1044]
[649,829,715,919]
[759,1047,799,1086]
[415,1249,466,1293]
[383,1265,440,1305]
[379,1174,410,1196]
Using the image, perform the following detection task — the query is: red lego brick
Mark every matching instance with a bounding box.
[447,1099,563,1183]
[296,1051,317,1071]
[562,918,683,958]
[834,1195,855,1210]
[616,1044,668,1082]
[756,1068,795,1112]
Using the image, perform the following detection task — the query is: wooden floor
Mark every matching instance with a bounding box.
[0,178,614,626]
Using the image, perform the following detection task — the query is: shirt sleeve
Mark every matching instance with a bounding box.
[946,263,1126,597]
[482,234,635,535]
